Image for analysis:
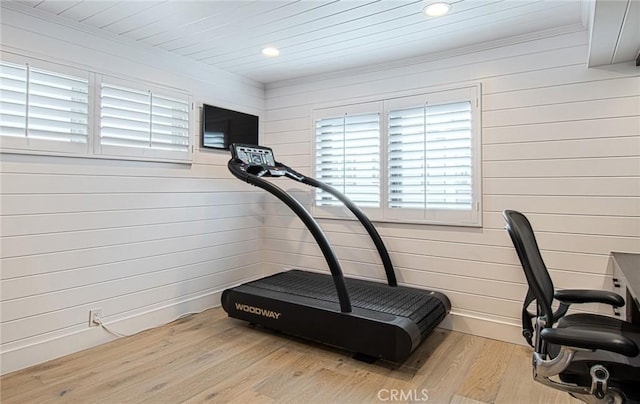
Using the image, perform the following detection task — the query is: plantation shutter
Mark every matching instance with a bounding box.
[151,93,190,152]
[100,82,190,159]
[28,67,89,143]
[0,61,89,150]
[388,100,473,211]
[315,112,380,208]
[0,62,28,138]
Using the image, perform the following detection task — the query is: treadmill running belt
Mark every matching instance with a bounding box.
[245,270,446,336]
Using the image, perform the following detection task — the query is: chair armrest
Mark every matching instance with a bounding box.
[540,328,639,357]
[554,289,625,307]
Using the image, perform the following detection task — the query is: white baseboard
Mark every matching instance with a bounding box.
[1,291,223,376]
[440,310,527,346]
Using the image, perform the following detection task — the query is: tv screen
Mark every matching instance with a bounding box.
[201,104,258,150]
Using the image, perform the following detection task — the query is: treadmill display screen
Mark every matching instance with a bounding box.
[233,145,276,167]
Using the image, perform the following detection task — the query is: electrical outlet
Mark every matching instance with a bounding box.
[89,308,102,327]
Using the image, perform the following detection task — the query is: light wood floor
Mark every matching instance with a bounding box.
[1,307,580,403]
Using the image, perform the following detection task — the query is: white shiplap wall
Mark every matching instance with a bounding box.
[0,7,265,374]
[262,28,640,343]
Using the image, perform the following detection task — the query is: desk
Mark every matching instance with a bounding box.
[612,252,640,324]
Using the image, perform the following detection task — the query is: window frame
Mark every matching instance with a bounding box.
[311,83,482,227]
[0,52,194,164]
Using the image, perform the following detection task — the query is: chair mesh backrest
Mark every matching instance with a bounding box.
[503,210,554,322]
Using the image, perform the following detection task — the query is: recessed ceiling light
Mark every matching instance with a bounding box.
[423,2,451,17]
[262,46,280,57]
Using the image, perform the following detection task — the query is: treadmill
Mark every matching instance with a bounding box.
[222,144,451,363]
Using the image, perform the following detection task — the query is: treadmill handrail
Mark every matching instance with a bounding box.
[228,159,353,313]
[281,164,398,287]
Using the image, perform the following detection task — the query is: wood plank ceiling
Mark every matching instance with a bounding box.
[6,1,590,83]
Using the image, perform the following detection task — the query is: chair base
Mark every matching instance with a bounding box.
[534,347,637,404]
[569,390,626,404]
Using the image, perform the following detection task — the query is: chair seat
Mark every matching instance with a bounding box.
[549,313,640,401]
[560,313,640,334]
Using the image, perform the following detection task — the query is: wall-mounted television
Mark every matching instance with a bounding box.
[201,103,259,150]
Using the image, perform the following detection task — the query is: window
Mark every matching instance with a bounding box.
[313,85,481,226]
[0,54,193,163]
[0,60,89,154]
[99,81,191,161]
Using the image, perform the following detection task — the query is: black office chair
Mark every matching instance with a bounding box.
[503,210,640,404]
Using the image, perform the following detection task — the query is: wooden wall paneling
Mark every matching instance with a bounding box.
[0,6,266,375]
[262,29,640,344]
[1,258,262,345]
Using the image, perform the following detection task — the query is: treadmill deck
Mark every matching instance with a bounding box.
[233,269,450,338]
